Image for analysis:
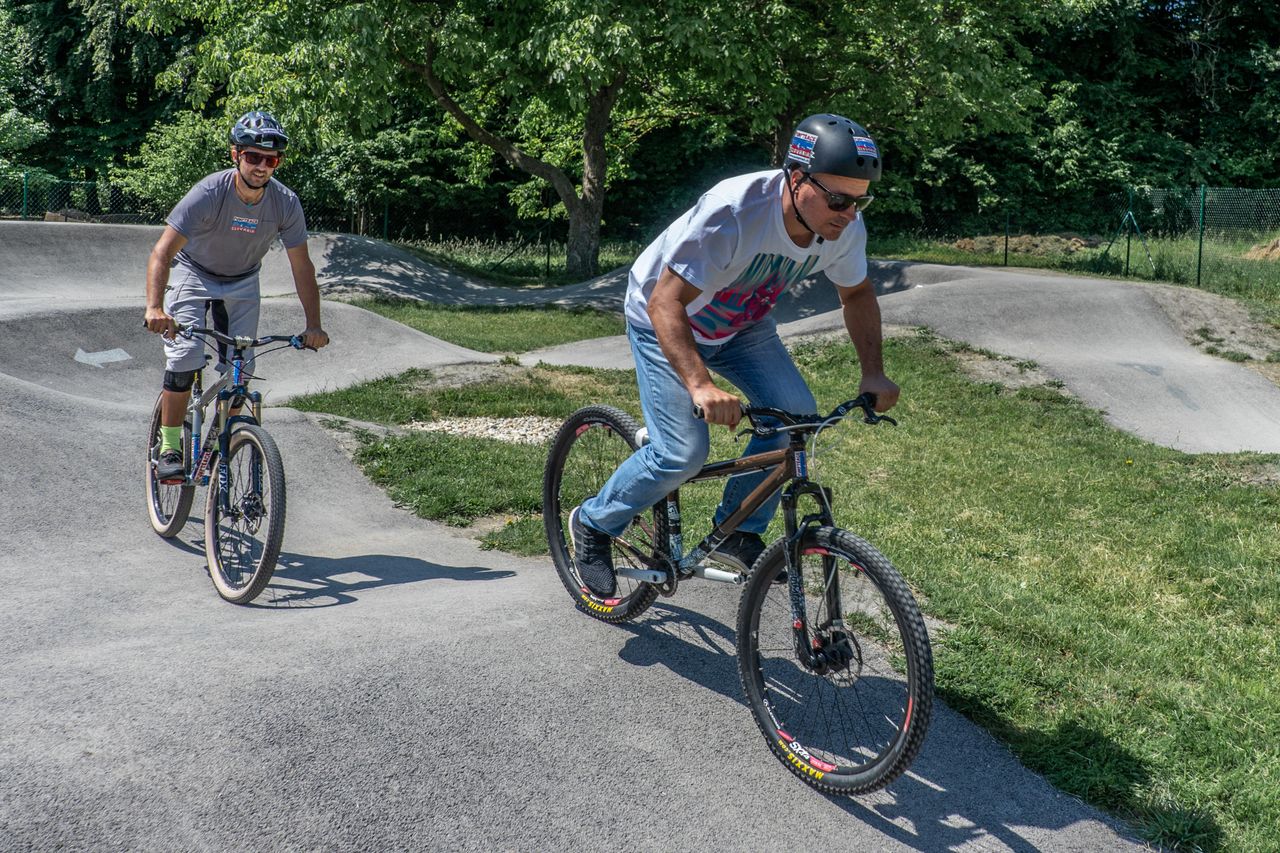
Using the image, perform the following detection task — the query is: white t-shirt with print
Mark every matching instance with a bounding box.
[624,169,868,344]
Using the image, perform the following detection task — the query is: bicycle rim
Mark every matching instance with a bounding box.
[738,527,933,794]
[145,394,194,537]
[205,425,286,604]
[543,406,663,623]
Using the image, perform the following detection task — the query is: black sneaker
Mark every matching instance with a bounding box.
[708,531,766,573]
[709,531,787,583]
[155,449,186,484]
[570,506,616,597]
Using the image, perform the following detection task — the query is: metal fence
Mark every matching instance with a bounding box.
[4,171,1279,297]
[881,186,1280,298]
[0,172,154,224]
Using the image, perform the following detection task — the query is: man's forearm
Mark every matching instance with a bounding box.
[649,299,714,394]
[842,285,886,377]
[295,277,322,327]
[145,252,170,311]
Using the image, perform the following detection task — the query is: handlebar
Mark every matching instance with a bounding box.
[144,321,311,351]
[695,393,897,436]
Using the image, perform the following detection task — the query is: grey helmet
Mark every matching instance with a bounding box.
[783,113,881,181]
[230,110,289,151]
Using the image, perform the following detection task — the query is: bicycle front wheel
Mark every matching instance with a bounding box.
[543,405,665,623]
[204,424,286,604]
[737,526,933,794]
[145,393,194,538]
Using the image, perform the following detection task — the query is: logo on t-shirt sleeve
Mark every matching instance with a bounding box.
[230,216,259,234]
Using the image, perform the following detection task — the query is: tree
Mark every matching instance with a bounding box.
[0,4,48,171]
[10,0,195,181]
[128,0,753,277]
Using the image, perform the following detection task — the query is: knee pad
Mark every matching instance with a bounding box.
[163,369,197,392]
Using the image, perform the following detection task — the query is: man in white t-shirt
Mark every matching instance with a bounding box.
[570,113,899,598]
[143,110,329,483]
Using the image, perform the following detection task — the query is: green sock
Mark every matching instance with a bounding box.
[160,426,183,454]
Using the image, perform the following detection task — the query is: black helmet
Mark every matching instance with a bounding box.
[783,113,880,181]
[230,110,289,151]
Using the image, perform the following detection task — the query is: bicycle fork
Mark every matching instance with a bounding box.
[781,480,852,675]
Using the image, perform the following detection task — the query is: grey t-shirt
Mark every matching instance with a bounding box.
[166,169,308,281]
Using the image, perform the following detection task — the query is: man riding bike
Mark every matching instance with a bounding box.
[143,110,330,483]
[570,113,898,597]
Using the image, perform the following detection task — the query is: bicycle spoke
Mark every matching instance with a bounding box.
[738,530,932,793]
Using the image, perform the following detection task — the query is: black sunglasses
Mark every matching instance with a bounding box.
[805,173,874,212]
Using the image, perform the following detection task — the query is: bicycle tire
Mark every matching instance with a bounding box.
[543,405,665,623]
[145,393,195,538]
[204,423,286,604]
[737,526,933,794]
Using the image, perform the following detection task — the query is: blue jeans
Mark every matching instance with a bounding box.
[580,318,817,537]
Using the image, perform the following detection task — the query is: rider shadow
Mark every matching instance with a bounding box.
[248,551,515,609]
[614,600,746,708]
[614,601,1199,850]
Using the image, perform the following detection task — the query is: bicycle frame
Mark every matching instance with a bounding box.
[609,408,869,673]
[614,428,833,577]
[184,345,264,507]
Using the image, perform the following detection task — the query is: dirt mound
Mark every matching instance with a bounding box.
[952,233,1103,256]
[1244,237,1280,260]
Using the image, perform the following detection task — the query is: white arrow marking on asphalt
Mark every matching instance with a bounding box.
[74,348,133,368]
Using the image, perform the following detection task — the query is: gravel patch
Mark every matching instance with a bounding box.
[405,415,562,445]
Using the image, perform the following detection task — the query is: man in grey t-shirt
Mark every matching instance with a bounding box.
[143,110,329,482]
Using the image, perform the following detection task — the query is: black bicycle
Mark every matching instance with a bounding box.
[145,325,308,604]
[543,395,933,794]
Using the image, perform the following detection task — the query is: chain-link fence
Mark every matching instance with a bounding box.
[874,185,1280,301]
[0,172,155,224]
[6,171,1279,300]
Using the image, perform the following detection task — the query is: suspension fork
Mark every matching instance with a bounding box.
[782,476,837,671]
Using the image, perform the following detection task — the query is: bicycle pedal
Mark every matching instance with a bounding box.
[692,563,745,585]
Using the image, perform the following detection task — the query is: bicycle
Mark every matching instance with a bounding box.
[145,324,309,604]
[543,395,933,794]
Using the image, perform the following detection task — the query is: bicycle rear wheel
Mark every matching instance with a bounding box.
[543,405,665,623]
[204,423,286,604]
[737,526,933,794]
[145,393,194,538]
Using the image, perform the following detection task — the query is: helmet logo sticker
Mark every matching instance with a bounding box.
[853,137,879,158]
[788,131,818,165]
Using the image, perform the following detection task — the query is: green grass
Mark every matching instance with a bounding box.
[396,236,641,287]
[294,332,1280,852]
[349,297,626,353]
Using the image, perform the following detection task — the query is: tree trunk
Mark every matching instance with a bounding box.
[404,40,624,281]
[564,79,620,279]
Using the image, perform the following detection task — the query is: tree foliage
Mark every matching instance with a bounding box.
[6,0,1278,242]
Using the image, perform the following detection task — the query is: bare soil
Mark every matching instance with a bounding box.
[1143,282,1280,384]
[1244,236,1280,261]
[952,233,1105,256]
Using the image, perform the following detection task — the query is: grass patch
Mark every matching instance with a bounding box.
[349,297,625,353]
[396,236,642,288]
[297,333,1279,851]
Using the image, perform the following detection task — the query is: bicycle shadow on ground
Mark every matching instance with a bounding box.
[612,600,1183,851]
[614,599,745,707]
[247,551,515,609]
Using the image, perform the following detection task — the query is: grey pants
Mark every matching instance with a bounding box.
[162,263,261,374]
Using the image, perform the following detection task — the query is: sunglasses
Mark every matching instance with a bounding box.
[239,150,282,168]
[805,173,874,212]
